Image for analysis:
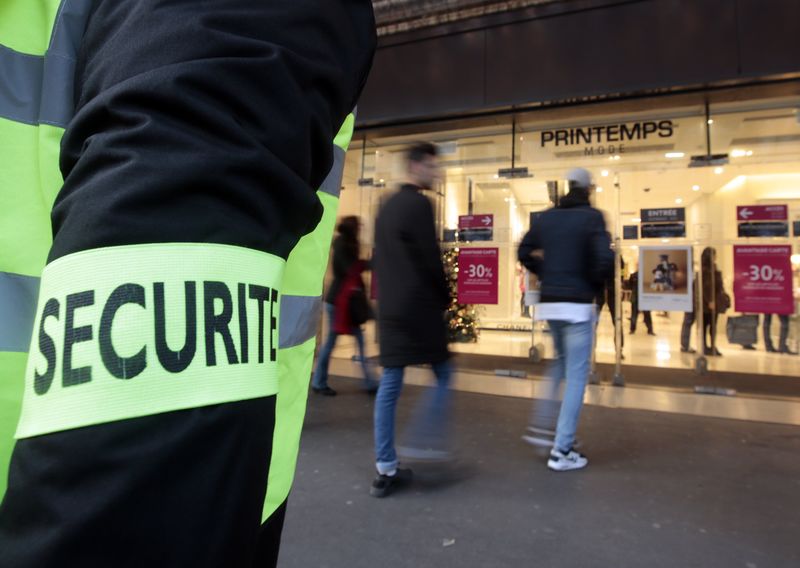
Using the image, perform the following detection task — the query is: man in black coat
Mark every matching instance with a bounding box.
[371,143,451,497]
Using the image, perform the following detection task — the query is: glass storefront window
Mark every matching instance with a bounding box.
[332,92,800,390]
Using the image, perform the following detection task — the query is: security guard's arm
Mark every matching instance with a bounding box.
[0,2,375,566]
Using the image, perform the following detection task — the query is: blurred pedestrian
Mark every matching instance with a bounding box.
[371,143,452,497]
[681,247,729,356]
[518,168,613,471]
[628,271,654,335]
[596,254,625,355]
[312,216,378,396]
[764,314,797,355]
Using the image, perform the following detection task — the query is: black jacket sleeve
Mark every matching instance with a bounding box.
[52,0,376,261]
[517,224,542,276]
[405,194,449,309]
[588,212,614,287]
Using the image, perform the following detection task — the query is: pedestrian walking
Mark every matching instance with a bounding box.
[518,168,613,471]
[629,271,655,335]
[313,216,378,396]
[371,143,452,497]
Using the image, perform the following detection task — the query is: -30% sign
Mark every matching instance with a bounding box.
[747,264,785,282]
[467,263,493,278]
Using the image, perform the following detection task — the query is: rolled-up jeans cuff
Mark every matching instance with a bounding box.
[376,460,398,475]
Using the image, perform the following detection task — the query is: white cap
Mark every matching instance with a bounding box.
[565,167,594,189]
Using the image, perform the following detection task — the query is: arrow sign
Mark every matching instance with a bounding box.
[459,214,493,230]
[737,204,787,222]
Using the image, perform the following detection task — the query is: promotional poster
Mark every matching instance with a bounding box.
[638,246,693,312]
[457,248,499,304]
[733,245,793,314]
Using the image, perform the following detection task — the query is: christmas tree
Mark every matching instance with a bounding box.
[442,247,480,343]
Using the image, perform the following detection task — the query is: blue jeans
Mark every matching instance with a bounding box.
[374,360,452,474]
[530,319,594,453]
[312,303,375,389]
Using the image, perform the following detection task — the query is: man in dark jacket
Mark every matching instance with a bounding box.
[371,143,451,497]
[518,168,613,471]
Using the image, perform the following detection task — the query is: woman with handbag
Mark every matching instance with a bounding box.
[681,247,729,356]
[312,216,378,395]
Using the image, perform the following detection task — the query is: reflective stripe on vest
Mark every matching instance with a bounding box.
[318,144,345,198]
[262,112,355,521]
[0,272,40,352]
[1,0,91,498]
[15,243,285,438]
[0,0,90,126]
[279,295,322,349]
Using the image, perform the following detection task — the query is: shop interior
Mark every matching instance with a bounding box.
[333,91,800,385]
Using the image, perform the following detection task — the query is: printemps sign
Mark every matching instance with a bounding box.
[539,120,675,158]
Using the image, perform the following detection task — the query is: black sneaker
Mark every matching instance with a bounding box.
[370,467,413,498]
[311,386,337,396]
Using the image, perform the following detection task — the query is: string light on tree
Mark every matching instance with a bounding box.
[442,248,480,343]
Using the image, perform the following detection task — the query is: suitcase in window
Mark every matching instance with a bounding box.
[726,315,759,346]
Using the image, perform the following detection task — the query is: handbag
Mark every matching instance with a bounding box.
[348,285,373,326]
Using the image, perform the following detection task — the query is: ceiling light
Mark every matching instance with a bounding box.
[596,186,604,193]
[675,198,683,204]
[632,217,641,223]
[601,170,609,177]
[665,152,685,159]
[730,149,747,158]
[746,150,753,156]
[661,238,670,243]
[613,155,621,161]
[379,178,385,183]
[493,174,499,179]
[692,185,700,191]
[714,167,724,174]
[707,119,714,125]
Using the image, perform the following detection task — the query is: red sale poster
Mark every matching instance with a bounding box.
[457,248,499,304]
[733,245,793,314]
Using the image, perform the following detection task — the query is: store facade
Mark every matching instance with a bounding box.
[330,0,800,393]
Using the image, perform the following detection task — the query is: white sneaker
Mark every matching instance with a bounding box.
[547,448,588,471]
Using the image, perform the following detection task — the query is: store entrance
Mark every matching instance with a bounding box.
[337,92,800,398]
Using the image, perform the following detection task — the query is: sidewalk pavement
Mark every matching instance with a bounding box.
[278,376,800,568]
